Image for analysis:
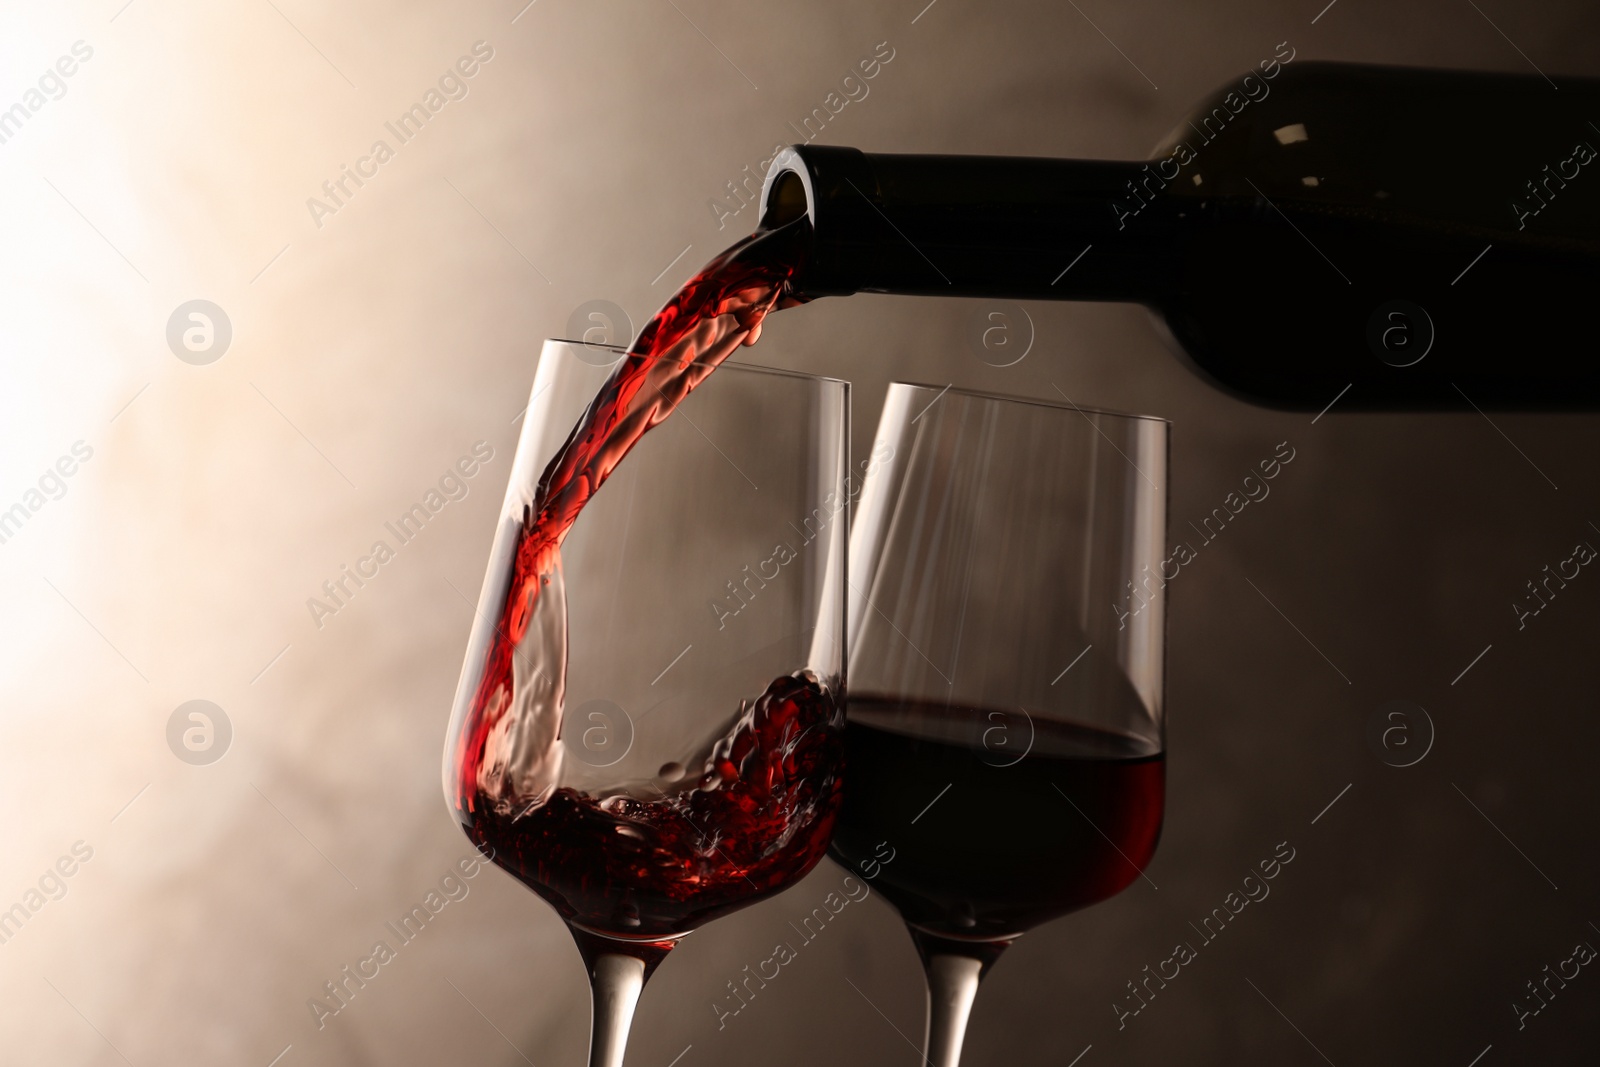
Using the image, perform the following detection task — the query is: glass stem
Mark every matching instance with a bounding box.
[586,953,645,1067]
[922,953,983,1067]
[908,928,1011,1067]
[569,925,676,1067]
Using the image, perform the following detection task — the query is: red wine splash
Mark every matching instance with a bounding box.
[468,675,841,938]
[451,218,841,939]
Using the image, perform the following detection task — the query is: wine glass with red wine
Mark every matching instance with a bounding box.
[832,382,1168,1066]
[443,339,849,1067]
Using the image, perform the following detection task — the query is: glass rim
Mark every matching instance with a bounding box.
[545,338,849,387]
[889,380,1171,425]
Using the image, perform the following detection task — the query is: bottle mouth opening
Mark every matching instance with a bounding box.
[761,167,808,229]
[757,145,871,296]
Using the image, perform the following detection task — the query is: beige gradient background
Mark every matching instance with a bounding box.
[2,0,1598,1064]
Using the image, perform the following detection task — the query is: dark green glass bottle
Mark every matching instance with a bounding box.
[760,61,1600,409]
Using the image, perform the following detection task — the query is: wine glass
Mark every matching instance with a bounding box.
[443,339,850,1067]
[831,382,1168,1066]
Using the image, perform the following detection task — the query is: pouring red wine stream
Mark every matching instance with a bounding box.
[451,218,844,946]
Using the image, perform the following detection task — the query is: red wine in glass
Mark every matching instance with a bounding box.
[831,697,1164,943]
[464,674,842,941]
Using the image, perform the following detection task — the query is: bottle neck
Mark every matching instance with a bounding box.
[761,146,1179,303]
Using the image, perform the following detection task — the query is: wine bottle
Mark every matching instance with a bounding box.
[758,61,1600,410]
